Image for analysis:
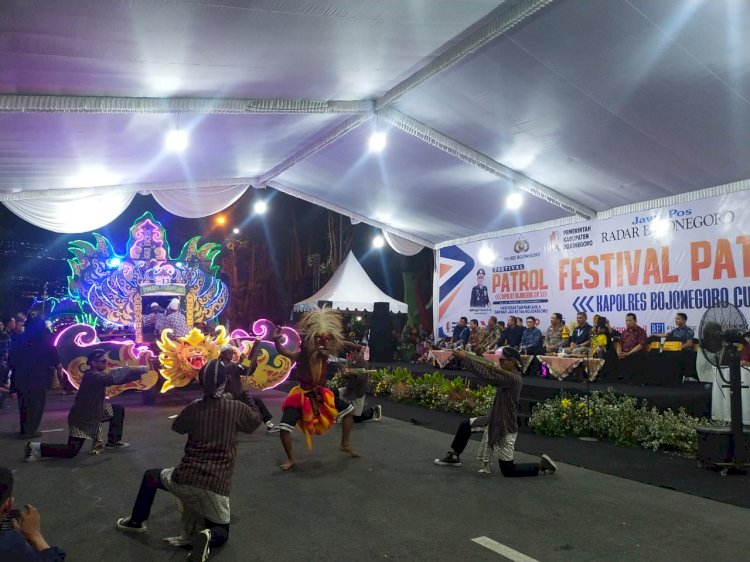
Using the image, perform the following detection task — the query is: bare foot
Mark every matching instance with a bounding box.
[280,460,295,470]
[338,445,361,458]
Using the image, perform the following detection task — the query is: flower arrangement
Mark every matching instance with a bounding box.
[328,369,723,458]
[328,367,495,416]
[529,390,724,457]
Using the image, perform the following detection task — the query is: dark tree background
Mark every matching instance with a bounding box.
[0,189,433,329]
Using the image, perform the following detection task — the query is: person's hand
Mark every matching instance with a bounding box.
[742,360,749,367]
[13,505,48,549]
[271,325,283,341]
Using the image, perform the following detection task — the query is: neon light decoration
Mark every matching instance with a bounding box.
[66,212,228,340]
[54,323,159,398]
[156,326,230,392]
[154,320,300,394]
[230,319,301,390]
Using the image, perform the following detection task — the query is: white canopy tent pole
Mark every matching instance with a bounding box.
[380,107,595,219]
[0,95,372,115]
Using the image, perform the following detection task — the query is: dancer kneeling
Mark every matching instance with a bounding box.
[434,347,557,476]
[116,358,261,561]
[25,349,151,461]
[220,343,278,433]
[271,310,361,470]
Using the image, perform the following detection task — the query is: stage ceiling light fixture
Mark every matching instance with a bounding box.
[650,217,671,238]
[372,235,385,248]
[478,246,496,266]
[506,192,523,210]
[232,228,240,234]
[66,166,119,188]
[216,215,226,225]
[164,129,189,152]
[254,200,268,214]
[368,131,386,152]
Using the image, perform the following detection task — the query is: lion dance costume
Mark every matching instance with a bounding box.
[276,309,352,449]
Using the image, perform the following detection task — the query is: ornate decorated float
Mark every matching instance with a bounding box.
[66,212,228,342]
[56,212,300,396]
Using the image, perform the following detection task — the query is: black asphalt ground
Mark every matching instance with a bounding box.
[2,390,750,562]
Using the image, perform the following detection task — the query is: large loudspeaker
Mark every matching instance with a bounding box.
[369,302,391,362]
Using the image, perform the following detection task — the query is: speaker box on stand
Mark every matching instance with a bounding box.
[369,302,391,363]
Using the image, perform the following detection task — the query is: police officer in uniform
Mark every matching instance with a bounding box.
[470,269,490,307]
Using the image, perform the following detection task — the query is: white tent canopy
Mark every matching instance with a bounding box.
[1,1,749,246]
[293,252,407,314]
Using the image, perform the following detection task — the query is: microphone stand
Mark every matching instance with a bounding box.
[579,349,598,442]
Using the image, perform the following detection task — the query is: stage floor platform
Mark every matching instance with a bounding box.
[1,388,748,562]
[369,361,713,419]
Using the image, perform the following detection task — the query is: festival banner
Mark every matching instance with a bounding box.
[436,192,750,337]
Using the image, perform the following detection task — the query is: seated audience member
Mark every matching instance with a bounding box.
[566,312,592,355]
[616,313,648,383]
[652,312,698,382]
[653,313,695,350]
[485,317,504,349]
[543,313,570,354]
[503,316,524,349]
[591,317,618,380]
[450,317,470,349]
[400,323,419,361]
[416,341,434,364]
[741,344,750,368]
[519,317,544,357]
[591,321,608,359]
[0,466,66,560]
[467,319,482,350]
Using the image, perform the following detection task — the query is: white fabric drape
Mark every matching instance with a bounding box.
[2,183,250,232]
[383,230,423,256]
[3,191,137,233]
[152,184,249,218]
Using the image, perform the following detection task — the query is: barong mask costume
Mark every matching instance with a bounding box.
[282,309,346,448]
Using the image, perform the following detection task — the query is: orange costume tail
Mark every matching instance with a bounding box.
[282,385,338,449]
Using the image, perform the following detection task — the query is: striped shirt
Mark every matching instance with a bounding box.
[171,396,261,496]
[461,354,522,445]
[67,366,146,438]
[155,311,190,338]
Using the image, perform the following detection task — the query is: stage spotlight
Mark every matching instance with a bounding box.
[506,192,523,210]
[233,228,240,234]
[650,217,671,238]
[368,132,386,152]
[216,215,226,225]
[66,167,119,188]
[175,261,183,267]
[107,257,122,268]
[478,246,496,266]
[254,200,268,214]
[164,129,189,152]
[372,235,385,249]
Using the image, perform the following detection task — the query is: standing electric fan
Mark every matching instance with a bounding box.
[695,302,750,474]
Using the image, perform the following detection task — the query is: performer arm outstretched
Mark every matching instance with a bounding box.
[270,327,300,362]
[453,348,515,385]
[433,347,557,477]
[24,353,155,461]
